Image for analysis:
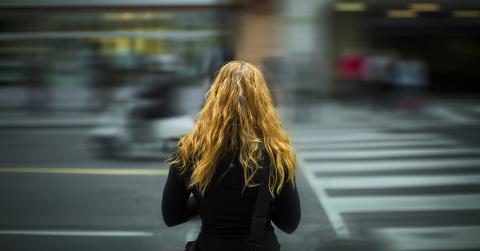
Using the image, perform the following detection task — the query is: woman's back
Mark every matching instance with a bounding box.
[164,151,300,251]
[161,61,301,251]
[193,154,259,239]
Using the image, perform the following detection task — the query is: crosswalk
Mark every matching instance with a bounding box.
[280,102,480,128]
[289,126,480,251]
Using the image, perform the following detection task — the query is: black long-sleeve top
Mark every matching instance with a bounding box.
[161,152,301,251]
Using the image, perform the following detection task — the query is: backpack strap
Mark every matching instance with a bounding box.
[247,155,272,250]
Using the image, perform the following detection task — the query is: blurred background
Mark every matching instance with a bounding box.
[1,0,480,251]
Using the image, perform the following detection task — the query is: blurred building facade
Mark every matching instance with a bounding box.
[1,0,480,111]
[277,0,480,99]
[329,0,480,96]
[0,0,240,111]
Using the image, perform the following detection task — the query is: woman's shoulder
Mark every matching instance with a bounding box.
[168,149,194,179]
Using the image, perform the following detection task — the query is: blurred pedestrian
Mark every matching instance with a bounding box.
[261,56,284,107]
[392,55,429,110]
[24,55,51,113]
[162,61,301,251]
[207,40,235,83]
[89,53,115,112]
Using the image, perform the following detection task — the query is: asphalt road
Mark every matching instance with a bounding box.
[3,103,480,251]
[0,128,331,251]
[288,121,480,251]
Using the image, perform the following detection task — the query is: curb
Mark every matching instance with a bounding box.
[0,121,96,129]
[312,238,382,251]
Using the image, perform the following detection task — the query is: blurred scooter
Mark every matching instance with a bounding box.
[86,72,195,160]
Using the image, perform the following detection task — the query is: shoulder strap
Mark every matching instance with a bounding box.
[247,155,272,249]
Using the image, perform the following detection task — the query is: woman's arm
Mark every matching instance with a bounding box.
[271,180,301,234]
[161,165,197,227]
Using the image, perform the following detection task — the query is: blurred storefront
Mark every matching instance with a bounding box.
[0,1,234,83]
[0,0,277,111]
[330,0,480,97]
[3,0,479,111]
[269,0,480,100]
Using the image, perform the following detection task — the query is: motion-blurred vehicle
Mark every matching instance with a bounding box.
[86,72,196,159]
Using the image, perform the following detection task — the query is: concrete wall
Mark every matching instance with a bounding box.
[280,0,334,97]
[235,7,280,66]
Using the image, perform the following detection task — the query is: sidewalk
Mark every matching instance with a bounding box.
[0,84,207,129]
[0,86,93,111]
[0,110,97,129]
[279,98,480,129]
[0,86,98,129]
[1,95,480,130]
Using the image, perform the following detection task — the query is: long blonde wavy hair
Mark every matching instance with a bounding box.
[168,60,296,197]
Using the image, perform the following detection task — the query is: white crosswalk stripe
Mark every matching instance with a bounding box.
[290,125,480,251]
[301,148,480,160]
[295,138,457,151]
[372,226,480,251]
[314,174,480,189]
[293,133,441,143]
[426,106,473,123]
[471,106,480,114]
[331,194,480,213]
[307,159,480,173]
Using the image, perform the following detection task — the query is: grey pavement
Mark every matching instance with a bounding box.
[0,111,97,129]
[2,96,480,129]
[285,103,480,251]
[2,97,480,251]
[0,126,332,251]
